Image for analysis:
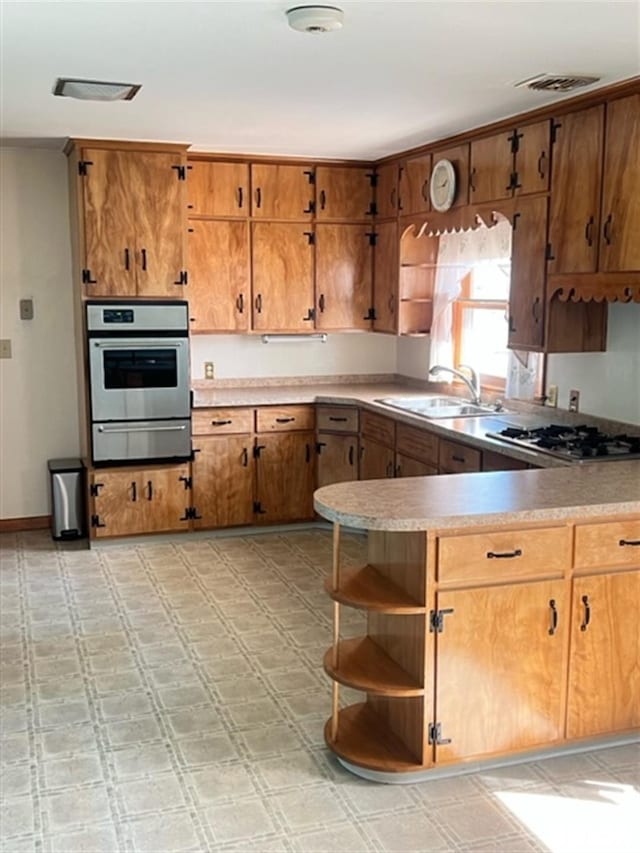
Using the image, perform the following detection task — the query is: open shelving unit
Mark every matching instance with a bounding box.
[397,223,439,335]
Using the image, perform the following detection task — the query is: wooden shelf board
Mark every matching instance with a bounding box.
[324,565,425,613]
[324,637,424,696]
[400,298,433,303]
[324,702,423,772]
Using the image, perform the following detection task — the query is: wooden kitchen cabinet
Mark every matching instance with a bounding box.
[187,160,249,217]
[397,224,437,335]
[315,166,375,221]
[481,449,528,471]
[77,146,187,297]
[360,439,395,480]
[470,121,550,204]
[372,221,399,333]
[317,433,359,487]
[398,154,431,216]
[508,195,547,350]
[395,422,438,476]
[192,435,254,529]
[315,224,373,330]
[375,162,400,219]
[251,223,315,331]
[438,439,481,474]
[89,465,191,538]
[187,220,249,332]
[254,431,316,523]
[251,163,315,219]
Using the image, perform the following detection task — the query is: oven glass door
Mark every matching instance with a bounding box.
[89,338,190,421]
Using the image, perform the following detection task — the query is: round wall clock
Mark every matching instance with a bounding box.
[430,159,457,212]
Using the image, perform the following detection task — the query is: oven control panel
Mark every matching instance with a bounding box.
[102,309,134,324]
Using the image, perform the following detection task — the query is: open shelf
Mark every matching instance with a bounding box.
[323,637,425,695]
[324,702,423,772]
[324,565,426,613]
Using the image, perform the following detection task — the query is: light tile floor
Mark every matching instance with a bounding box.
[1,528,638,852]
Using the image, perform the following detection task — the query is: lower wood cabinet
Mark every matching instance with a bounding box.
[192,435,254,529]
[255,432,315,523]
[359,438,395,480]
[317,433,358,488]
[90,465,191,538]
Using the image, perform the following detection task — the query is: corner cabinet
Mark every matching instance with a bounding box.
[66,142,188,298]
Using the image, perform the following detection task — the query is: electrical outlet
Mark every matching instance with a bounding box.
[19,299,34,320]
[547,385,558,407]
[204,361,214,380]
[0,339,12,359]
[569,389,580,413]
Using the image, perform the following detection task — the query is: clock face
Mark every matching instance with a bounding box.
[430,159,457,212]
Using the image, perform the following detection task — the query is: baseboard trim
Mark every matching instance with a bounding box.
[0,515,51,533]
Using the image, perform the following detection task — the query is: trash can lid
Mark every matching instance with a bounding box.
[48,458,84,473]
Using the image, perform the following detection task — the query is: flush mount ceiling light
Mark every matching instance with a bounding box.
[514,73,601,93]
[53,78,141,101]
[286,5,344,33]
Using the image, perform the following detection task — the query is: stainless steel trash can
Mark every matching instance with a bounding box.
[48,459,86,540]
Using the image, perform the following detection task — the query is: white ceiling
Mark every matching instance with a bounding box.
[1,1,639,160]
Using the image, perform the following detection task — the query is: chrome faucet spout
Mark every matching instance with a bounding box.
[428,363,481,405]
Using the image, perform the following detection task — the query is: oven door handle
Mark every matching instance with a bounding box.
[92,340,186,349]
[97,425,188,434]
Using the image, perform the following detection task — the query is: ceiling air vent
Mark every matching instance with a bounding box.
[515,73,601,93]
[53,78,141,101]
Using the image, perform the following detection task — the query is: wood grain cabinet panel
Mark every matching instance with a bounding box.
[315,224,373,331]
[316,406,359,433]
[508,195,548,350]
[566,570,640,738]
[359,438,395,480]
[574,520,640,569]
[187,161,249,217]
[394,454,436,478]
[315,166,374,221]
[438,439,481,474]
[372,221,399,333]
[361,411,395,447]
[399,154,431,216]
[481,450,528,472]
[192,408,254,436]
[469,132,513,204]
[251,223,315,331]
[395,424,438,468]
[256,405,315,432]
[255,432,315,523]
[514,120,551,196]
[375,163,400,219]
[317,433,359,487]
[187,220,249,332]
[192,435,254,529]
[250,164,314,219]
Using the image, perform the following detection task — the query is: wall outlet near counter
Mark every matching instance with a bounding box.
[0,339,12,359]
[546,385,558,407]
[204,361,215,380]
[569,389,580,413]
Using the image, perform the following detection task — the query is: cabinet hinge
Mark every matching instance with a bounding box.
[512,211,521,231]
[82,268,97,285]
[78,160,93,176]
[545,242,556,261]
[367,232,378,246]
[253,500,267,514]
[90,514,105,528]
[304,231,316,245]
[179,475,192,490]
[173,270,188,285]
[368,172,379,188]
[172,165,187,181]
[369,202,379,216]
[90,482,103,497]
[508,130,522,154]
[180,506,202,521]
[429,608,454,633]
[254,444,265,459]
[551,121,562,145]
[316,441,327,455]
[364,306,376,321]
[303,170,315,185]
[428,722,452,746]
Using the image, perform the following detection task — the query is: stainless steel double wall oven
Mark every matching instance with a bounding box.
[86,301,191,465]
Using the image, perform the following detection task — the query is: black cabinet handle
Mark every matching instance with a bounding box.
[421,179,429,202]
[276,417,295,423]
[329,416,348,422]
[131,481,137,502]
[141,248,147,271]
[242,448,249,467]
[548,599,558,636]
[211,419,232,426]
[390,188,397,209]
[470,167,477,193]
[255,294,262,314]
[603,214,613,245]
[319,189,326,210]
[386,461,393,477]
[255,187,262,209]
[585,216,595,247]
[537,151,547,179]
[146,480,153,501]
[318,293,326,313]
[305,443,311,463]
[388,293,395,314]
[236,293,244,314]
[452,455,466,463]
[237,186,243,209]
[580,594,591,632]
[124,248,130,271]
[348,445,354,466]
[487,549,522,559]
[619,538,640,547]
[532,297,541,324]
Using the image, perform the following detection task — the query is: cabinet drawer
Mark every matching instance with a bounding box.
[438,527,570,583]
[575,520,640,569]
[316,405,359,433]
[438,439,481,474]
[192,408,254,435]
[361,410,395,447]
[396,424,438,467]
[256,405,315,432]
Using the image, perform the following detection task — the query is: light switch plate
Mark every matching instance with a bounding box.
[0,339,12,359]
[20,299,34,320]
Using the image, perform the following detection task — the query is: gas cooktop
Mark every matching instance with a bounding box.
[486,423,640,463]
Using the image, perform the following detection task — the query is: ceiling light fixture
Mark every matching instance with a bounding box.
[286,5,344,33]
[53,78,141,101]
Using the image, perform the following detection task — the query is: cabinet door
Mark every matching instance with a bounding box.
[566,570,640,739]
[251,164,314,219]
[132,152,186,297]
[91,471,141,537]
[599,94,640,272]
[399,155,431,216]
[315,166,374,221]
[315,224,373,330]
[515,120,551,196]
[192,436,254,529]
[317,433,359,487]
[251,223,314,331]
[434,581,566,762]
[372,221,399,333]
[508,195,547,351]
[81,149,136,297]
[359,438,395,480]
[469,133,513,204]
[255,432,315,523]
[188,220,249,332]
[187,161,248,217]
[136,466,191,534]
[438,439,481,474]
[431,144,470,208]
[548,106,604,274]
[395,453,436,478]
[375,163,400,219]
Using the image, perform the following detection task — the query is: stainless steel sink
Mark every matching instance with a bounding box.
[376,396,503,419]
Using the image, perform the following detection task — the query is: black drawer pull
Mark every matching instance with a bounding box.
[348,445,354,466]
[580,594,591,632]
[236,293,244,314]
[141,248,147,271]
[276,417,295,423]
[329,416,348,422]
[548,599,558,636]
[211,419,232,426]
[242,448,249,467]
[124,248,130,270]
[146,480,153,501]
[619,538,640,547]
[452,455,466,463]
[237,186,243,209]
[487,549,522,559]
[131,481,137,502]
[255,187,262,209]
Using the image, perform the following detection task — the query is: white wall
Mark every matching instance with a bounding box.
[546,302,640,425]
[0,148,80,519]
[190,332,397,380]
[396,335,430,381]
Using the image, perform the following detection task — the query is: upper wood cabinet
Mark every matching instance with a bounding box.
[372,221,399,333]
[430,144,470,208]
[251,164,315,219]
[508,196,547,351]
[470,121,550,204]
[315,224,373,330]
[375,162,400,219]
[187,220,249,333]
[187,161,249,217]
[398,154,431,216]
[315,166,375,220]
[251,223,315,331]
[78,147,187,297]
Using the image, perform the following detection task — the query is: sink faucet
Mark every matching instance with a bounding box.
[429,364,481,405]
